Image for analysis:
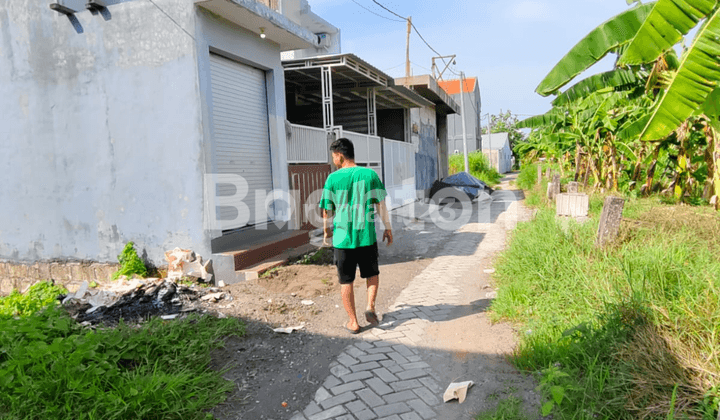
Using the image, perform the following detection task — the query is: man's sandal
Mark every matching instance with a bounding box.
[364,310,379,326]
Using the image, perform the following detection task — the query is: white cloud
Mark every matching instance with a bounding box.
[506,0,555,23]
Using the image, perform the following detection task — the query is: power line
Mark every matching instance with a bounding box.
[370,0,446,60]
[147,0,195,40]
[351,0,405,22]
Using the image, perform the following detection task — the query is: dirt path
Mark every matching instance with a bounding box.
[210,173,541,419]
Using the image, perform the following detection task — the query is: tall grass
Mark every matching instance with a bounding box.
[0,292,245,419]
[449,151,502,186]
[491,190,720,419]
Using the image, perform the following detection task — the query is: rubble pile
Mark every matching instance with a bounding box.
[62,278,228,325]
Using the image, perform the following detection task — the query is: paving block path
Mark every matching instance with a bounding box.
[291,197,526,420]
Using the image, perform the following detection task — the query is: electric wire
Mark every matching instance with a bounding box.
[352,0,405,22]
[147,0,195,40]
[370,0,447,61]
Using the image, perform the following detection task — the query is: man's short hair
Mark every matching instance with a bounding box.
[330,138,355,160]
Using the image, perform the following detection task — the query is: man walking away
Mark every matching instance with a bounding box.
[319,138,393,334]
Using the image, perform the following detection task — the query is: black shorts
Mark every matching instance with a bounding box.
[334,243,380,284]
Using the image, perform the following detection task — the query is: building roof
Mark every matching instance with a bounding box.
[395,75,460,115]
[282,53,432,109]
[438,78,477,95]
[481,133,510,150]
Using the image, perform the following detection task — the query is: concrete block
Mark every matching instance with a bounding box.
[209,253,249,285]
[567,181,580,193]
[556,193,589,218]
[597,196,625,247]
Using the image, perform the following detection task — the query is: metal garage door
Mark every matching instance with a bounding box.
[210,53,273,230]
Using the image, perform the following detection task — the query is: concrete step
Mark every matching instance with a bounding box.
[230,229,311,271]
[236,243,319,281]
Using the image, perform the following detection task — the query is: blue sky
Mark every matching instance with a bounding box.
[309,0,633,122]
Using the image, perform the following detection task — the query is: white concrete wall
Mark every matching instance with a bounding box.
[0,0,204,264]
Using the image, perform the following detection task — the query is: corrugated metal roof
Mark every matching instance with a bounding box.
[438,78,477,95]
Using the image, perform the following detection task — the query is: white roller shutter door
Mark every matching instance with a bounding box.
[209,53,273,230]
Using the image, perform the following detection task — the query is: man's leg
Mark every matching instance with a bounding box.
[342,283,359,331]
[366,275,379,313]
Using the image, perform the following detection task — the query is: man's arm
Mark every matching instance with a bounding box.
[374,200,393,246]
[322,209,333,246]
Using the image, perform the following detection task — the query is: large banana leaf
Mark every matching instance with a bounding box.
[618,0,717,66]
[640,9,720,140]
[517,111,564,129]
[535,3,654,96]
[552,69,642,106]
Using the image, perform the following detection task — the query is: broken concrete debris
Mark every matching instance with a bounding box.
[164,247,213,283]
[62,278,228,326]
[443,380,474,403]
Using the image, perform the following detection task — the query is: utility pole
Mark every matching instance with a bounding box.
[460,71,469,172]
[405,16,412,77]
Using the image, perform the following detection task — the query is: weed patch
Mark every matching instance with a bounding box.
[0,307,244,420]
[112,242,148,280]
[449,151,502,186]
[492,198,720,419]
[0,281,66,319]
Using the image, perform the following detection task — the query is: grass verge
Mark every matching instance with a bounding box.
[449,151,502,186]
[0,287,245,419]
[489,184,720,419]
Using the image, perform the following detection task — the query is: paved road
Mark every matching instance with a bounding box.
[291,174,541,420]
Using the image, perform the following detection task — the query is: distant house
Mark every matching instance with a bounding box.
[395,75,460,198]
[0,0,338,284]
[438,78,482,155]
[481,133,513,174]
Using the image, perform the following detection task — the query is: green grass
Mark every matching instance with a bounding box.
[475,395,529,420]
[489,190,720,419]
[449,151,502,186]
[0,281,67,319]
[0,287,245,419]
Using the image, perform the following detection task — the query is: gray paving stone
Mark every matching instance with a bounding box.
[396,369,428,380]
[406,356,422,363]
[382,390,417,404]
[401,362,430,370]
[330,380,365,395]
[386,364,404,373]
[347,346,368,358]
[338,353,359,367]
[356,408,378,420]
[387,352,409,365]
[308,405,348,420]
[357,388,385,407]
[358,353,388,363]
[350,361,382,373]
[373,402,411,417]
[331,364,352,378]
[290,412,307,420]
[319,391,357,410]
[394,312,419,320]
[406,399,436,419]
[393,345,416,358]
[304,401,322,417]
[378,416,402,420]
[412,387,440,406]
[315,387,331,404]
[372,367,399,383]
[366,377,393,395]
[346,399,369,413]
[336,415,354,420]
[374,340,396,347]
[355,341,375,351]
[390,379,422,392]
[419,377,441,393]
[366,346,394,354]
[323,375,342,389]
[400,412,423,420]
[342,370,374,383]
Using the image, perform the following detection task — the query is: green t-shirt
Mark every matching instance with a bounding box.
[319,166,388,249]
